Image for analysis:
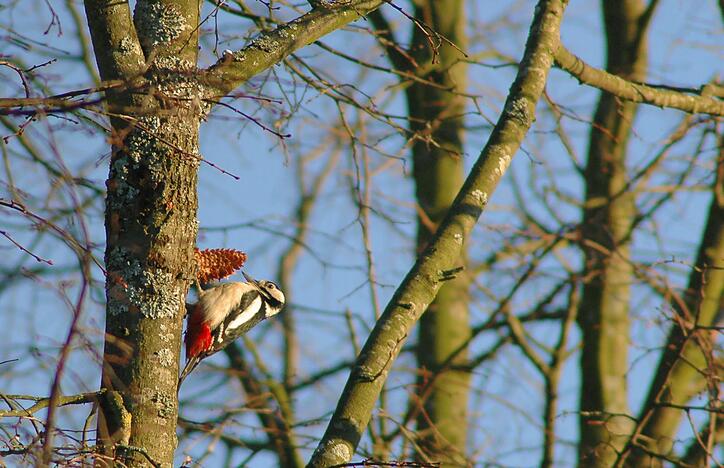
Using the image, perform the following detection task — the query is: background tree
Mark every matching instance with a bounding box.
[370,0,472,463]
[0,0,721,467]
[576,1,649,464]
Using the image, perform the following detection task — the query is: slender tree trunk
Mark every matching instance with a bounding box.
[406,1,471,465]
[84,1,202,466]
[225,344,304,468]
[625,143,723,466]
[577,1,649,465]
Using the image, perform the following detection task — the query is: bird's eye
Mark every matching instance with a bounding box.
[268,283,276,289]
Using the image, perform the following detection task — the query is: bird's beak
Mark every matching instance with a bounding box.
[242,271,259,287]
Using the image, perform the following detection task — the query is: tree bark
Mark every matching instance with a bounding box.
[84,1,202,466]
[406,1,471,465]
[576,1,650,465]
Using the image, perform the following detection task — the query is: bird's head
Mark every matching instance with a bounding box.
[242,271,285,317]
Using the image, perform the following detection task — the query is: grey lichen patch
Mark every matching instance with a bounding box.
[158,324,174,343]
[355,363,375,381]
[152,68,211,118]
[356,347,392,381]
[471,189,488,206]
[328,441,352,462]
[108,146,148,209]
[114,36,145,68]
[124,117,180,171]
[106,247,183,319]
[312,439,352,465]
[119,36,140,54]
[153,55,195,73]
[155,348,175,367]
[123,114,204,169]
[148,389,176,419]
[134,1,189,48]
[124,116,163,162]
[495,152,512,177]
[231,50,247,63]
[277,22,299,41]
[112,156,129,175]
[108,158,140,208]
[128,116,163,149]
[138,269,183,319]
[247,35,281,53]
[107,246,139,274]
[106,247,141,316]
[505,96,532,125]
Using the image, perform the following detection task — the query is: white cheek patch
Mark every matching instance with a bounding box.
[226,296,262,333]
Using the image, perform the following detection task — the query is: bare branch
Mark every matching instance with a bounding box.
[0,391,103,418]
[555,46,724,116]
[202,0,388,94]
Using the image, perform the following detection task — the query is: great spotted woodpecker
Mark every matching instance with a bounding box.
[179,271,285,386]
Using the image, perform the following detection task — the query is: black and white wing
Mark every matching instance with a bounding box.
[209,290,269,354]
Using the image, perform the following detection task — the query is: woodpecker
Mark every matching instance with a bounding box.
[179,271,285,386]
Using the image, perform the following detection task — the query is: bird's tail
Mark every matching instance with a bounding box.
[178,356,200,389]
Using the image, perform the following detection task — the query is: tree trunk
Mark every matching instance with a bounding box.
[625,142,723,466]
[84,1,202,466]
[407,1,471,466]
[577,1,649,465]
[98,109,200,468]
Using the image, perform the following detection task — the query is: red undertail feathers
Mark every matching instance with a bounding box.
[185,310,213,359]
